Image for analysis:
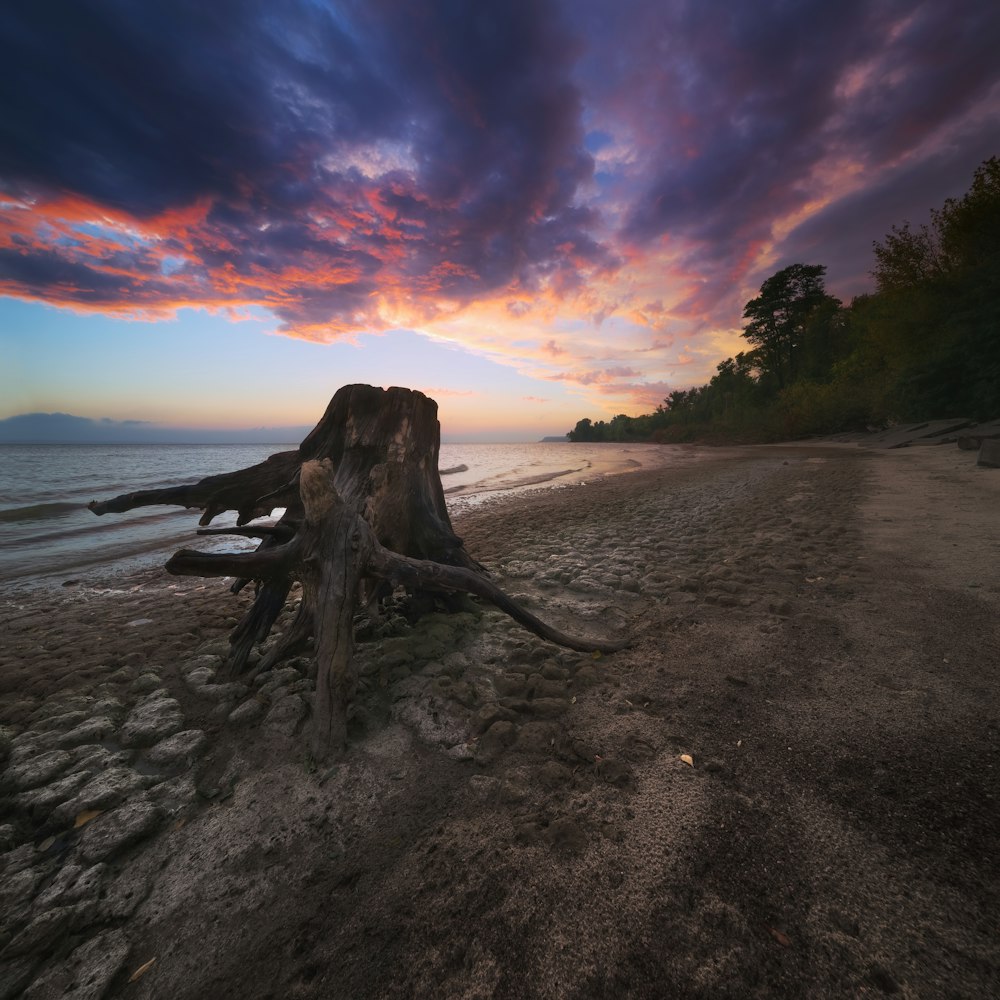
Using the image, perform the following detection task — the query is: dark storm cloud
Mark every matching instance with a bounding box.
[0,0,997,354]
[780,125,1000,296]
[587,2,996,247]
[829,4,1000,167]
[560,0,1000,323]
[0,0,400,215]
[606,0,887,243]
[0,244,174,304]
[0,0,607,325]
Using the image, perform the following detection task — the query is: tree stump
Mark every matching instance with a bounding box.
[90,385,627,759]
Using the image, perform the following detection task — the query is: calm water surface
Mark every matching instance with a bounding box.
[0,442,677,587]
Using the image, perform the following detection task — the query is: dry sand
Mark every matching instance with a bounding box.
[1,442,998,999]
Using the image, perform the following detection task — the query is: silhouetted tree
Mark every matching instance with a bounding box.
[741,264,833,389]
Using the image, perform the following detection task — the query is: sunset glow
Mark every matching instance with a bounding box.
[2,1,998,439]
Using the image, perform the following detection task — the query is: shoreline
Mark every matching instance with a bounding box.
[0,441,680,595]
[1,442,998,998]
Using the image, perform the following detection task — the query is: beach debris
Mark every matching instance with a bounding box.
[768,927,792,947]
[88,385,629,760]
[679,753,694,767]
[73,808,102,829]
[128,957,157,982]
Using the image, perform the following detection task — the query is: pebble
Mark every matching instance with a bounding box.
[76,795,163,863]
[52,767,146,825]
[146,774,197,815]
[210,701,237,720]
[33,862,109,911]
[183,667,214,690]
[255,666,301,692]
[144,729,208,768]
[263,694,307,733]
[195,639,229,658]
[67,745,133,776]
[119,694,184,748]
[470,704,513,735]
[129,673,162,695]
[8,750,72,792]
[31,710,89,734]
[16,771,90,819]
[57,716,118,749]
[228,699,266,725]
[20,927,129,1000]
[91,697,125,720]
[195,681,249,702]
[476,721,516,762]
[494,673,526,697]
[0,824,17,853]
[30,696,95,721]
[0,843,36,879]
[3,901,95,958]
[467,774,500,800]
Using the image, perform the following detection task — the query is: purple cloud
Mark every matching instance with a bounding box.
[0,0,997,405]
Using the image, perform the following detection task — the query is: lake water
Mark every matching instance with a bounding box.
[0,442,678,588]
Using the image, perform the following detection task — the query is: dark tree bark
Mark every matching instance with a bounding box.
[90,385,628,759]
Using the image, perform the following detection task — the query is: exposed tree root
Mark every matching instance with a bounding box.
[91,385,629,758]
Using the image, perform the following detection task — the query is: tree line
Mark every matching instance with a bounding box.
[568,157,999,443]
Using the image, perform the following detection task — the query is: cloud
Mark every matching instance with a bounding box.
[0,0,616,336]
[547,366,641,386]
[578,0,1000,315]
[1,0,998,418]
[419,387,476,398]
[0,412,311,444]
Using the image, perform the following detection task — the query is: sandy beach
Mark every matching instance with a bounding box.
[1,441,998,999]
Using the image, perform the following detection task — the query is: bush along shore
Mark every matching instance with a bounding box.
[569,157,1000,446]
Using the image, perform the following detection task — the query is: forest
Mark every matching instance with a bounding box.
[568,157,1000,443]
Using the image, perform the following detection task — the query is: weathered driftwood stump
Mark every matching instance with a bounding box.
[90,385,627,759]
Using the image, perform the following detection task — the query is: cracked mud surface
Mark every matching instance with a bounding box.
[1,443,998,999]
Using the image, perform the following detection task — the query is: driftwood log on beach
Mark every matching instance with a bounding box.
[89,384,627,758]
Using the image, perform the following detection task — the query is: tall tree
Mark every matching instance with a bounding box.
[870,156,1000,418]
[741,264,833,390]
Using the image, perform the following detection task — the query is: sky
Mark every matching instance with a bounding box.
[1,0,998,442]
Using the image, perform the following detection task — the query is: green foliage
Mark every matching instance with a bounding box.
[870,155,1000,420]
[741,263,839,389]
[567,157,1000,442]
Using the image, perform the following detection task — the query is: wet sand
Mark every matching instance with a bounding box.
[1,442,998,999]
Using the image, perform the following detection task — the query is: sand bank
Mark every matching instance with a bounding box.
[1,442,997,998]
